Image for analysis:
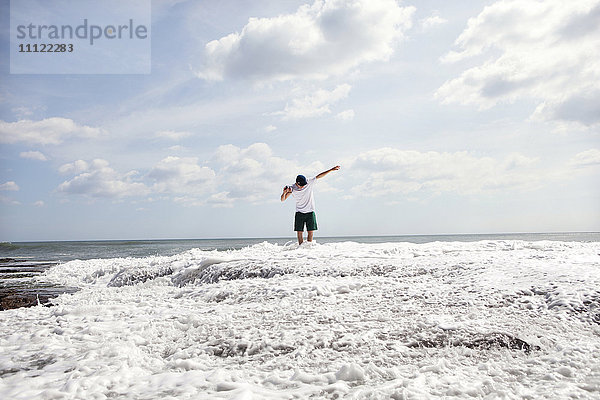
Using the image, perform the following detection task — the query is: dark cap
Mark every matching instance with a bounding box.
[296,175,307,186]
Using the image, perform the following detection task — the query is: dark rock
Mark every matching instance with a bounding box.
[0,259,78,311]
[0,290,50,310]
[407,332,540,353]
[462,332,539,352]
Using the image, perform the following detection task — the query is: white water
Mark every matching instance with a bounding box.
[1,240,599,399]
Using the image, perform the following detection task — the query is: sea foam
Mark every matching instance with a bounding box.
[1,240,599,399]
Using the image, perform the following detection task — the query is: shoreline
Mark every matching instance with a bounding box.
[1,234,599,311]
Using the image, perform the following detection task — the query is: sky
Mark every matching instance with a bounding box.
[0,0,599,241]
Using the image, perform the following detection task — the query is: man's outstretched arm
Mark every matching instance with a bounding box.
[316,165,341,179]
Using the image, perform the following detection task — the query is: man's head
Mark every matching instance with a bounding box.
[296,175,307,187]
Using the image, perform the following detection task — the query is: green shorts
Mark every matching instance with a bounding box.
[294,211,318,232]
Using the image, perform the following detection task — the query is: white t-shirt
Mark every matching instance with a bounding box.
[291,177,317,213]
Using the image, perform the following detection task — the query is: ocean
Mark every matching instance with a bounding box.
[2,232,599,262]
[1,233,599,399]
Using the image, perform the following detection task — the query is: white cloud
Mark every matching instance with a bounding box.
[155,130,193,140]
[0,181,19,191]
[436,0,600,126]
[57,159,149,198]
[0,196,20,206]
[19,151,48,161]
[272,84,351,120]
[195,0,415,82]
[336,109,355,121]
[139,143,307,207]
[12,107,34,118]
[148,156,216,194]
[349,148,542,197]
[1,181,23,206]
[55,145,298,205]
[0,117,104,145]
[33,200,45,207]
[12,105,47,119]
[58,160,90,175]
[205,192,235,208]
[264,125,277,133]
[569,149,600,168]
[420,12,447,30]
[211,143,303,205]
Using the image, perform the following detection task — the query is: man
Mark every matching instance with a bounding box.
[281,165,341,245]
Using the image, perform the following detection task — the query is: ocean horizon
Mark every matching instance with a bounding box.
[2,231,599,262]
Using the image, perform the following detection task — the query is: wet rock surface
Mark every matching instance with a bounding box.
[406,332,541,353]
[0,258,78,311]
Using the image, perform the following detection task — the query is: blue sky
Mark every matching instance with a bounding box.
[1,0,599,241]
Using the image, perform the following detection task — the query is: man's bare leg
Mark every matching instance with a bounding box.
[297,231,303,245]
[307,231,314,242]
